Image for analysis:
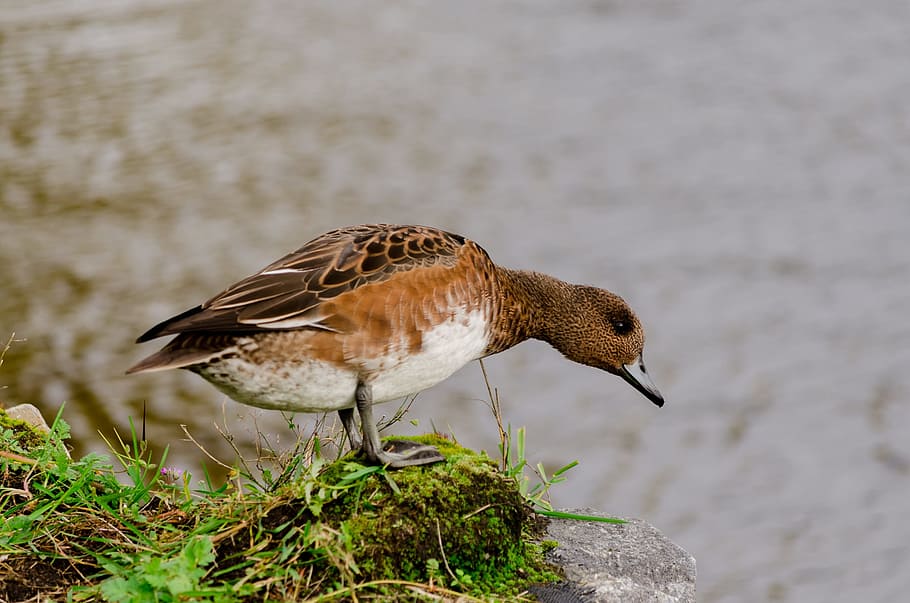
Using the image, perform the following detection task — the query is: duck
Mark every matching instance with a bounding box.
[127,224,664,468]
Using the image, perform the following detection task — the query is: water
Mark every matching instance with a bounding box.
[2,2,909,601]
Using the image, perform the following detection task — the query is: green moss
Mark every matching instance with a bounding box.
[0,407,47,451]
[323,435,556,592]
[2,420,559,601]
[539,540,559,553]
[229,434,559,597]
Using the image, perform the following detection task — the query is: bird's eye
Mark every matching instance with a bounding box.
[612,319,632,335]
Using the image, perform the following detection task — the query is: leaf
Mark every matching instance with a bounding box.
[536,509,626,523]
[99,576,132,603]
[552,460,579,478]
[339,463,382,482]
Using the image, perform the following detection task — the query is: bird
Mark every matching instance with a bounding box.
[127,224,664,468]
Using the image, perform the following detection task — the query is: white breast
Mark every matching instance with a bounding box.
[194,309,490,413]
[369,308,489,403]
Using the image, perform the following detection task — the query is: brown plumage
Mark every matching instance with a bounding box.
[128,224,664,468]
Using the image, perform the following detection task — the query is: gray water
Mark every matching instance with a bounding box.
[2,2,909,601]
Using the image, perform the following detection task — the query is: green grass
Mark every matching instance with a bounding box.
[0,401,567,602]
[0,343,635,601]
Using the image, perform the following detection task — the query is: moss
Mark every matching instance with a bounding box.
[539,540,559,553]
[0,407,47,452]
[227,434,559,597]
[322,435,555,592]
[2,418,559,601]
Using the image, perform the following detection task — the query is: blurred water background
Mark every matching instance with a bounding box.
[2,2,909,601]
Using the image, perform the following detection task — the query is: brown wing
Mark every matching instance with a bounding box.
[135,224,471,342]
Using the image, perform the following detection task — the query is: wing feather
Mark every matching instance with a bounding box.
[136,224,469,341]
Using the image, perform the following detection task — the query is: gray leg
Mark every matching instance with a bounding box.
[337,407,361,451]
[355,381,445,468]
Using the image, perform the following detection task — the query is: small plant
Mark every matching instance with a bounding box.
[99,535,220,603]
[480,359,624,524]
[2,360,588,601]
[501,424,578,511]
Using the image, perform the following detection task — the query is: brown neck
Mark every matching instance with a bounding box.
[484,268,571,355]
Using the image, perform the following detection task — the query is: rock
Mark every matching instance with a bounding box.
[2,403,70,458]
[4,403,51,433]
[532,508,696,603]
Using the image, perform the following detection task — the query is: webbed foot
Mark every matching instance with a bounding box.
[370,439,445,468]
[354,382,445,469]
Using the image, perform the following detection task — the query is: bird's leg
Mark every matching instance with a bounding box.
[355,381,445,468]
[337,407,361,451]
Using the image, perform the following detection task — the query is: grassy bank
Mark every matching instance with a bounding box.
[0,401,568,602]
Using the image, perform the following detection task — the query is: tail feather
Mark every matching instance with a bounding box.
[126,333,234,374]
[136,305,205,343]
[126,348,212,374]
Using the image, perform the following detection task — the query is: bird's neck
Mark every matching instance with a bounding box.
[484,268,572,355]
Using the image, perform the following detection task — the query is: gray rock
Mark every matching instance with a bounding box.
[2,403,71,458]
[4,403,51,433]
[535,508,696,603]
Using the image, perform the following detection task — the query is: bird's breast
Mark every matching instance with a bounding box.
[363,307,490,403]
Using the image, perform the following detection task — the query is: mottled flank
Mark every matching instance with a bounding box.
[129,224,663,467]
